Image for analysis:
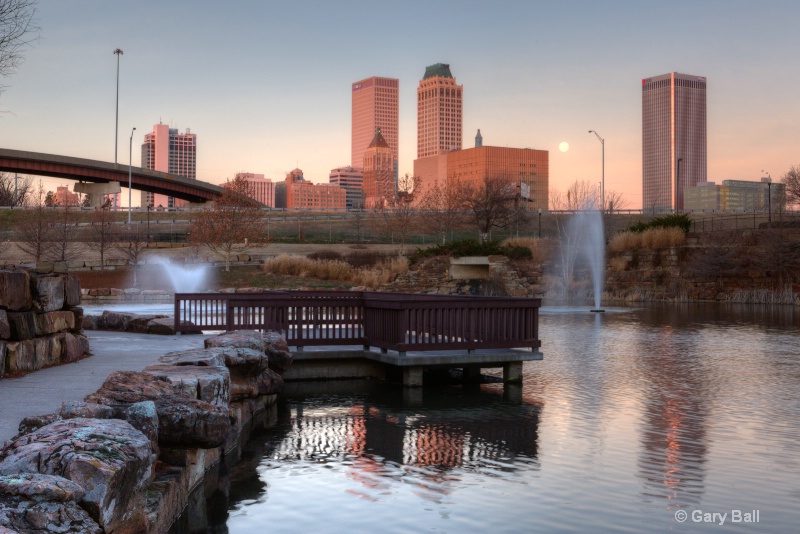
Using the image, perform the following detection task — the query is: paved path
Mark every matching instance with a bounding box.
[0,331,211,444]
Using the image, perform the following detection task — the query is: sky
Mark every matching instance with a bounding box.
[1,0,799,209]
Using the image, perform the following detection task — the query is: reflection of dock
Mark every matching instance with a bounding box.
[175,291,542,387]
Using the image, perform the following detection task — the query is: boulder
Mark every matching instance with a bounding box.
[263,330,290,353]
[127,314,168,333]
[258,369,285,396]
[55,401,159,455]
[57,401,114,420]
[30,275,65,312]
[0,418,154,533]
[0,473,101,534]
[159,348,226,368]
[0,271,31,312]
[58,333,89,363]
[85,372,230,449]
[6,312,36,341]
[266,346,293,375]
[142,364,231,407]
[97,311,136,331]
[35,311,75,336]
[204,330,265,353]
[17,415,61,438]
[64,275,82,307]
[32,335,62,367]
[5,341,37,374]
[69,306,84,334]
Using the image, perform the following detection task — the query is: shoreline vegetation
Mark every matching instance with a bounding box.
[1,210,798,306]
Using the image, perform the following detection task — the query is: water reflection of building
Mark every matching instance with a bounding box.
[267,399,539,494]
[636,321,709,509]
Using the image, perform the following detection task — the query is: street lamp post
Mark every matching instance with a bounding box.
[113,48,124,210]
[538,209,542,238]
[762,170,771,226]
[128,127,136,224]
[588,130,604,211]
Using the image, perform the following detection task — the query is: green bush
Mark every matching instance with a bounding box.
[627,214,691,234]
[410,239,532,264]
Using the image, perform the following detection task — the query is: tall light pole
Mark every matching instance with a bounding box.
[762,170,771,225]
[588,130,604,211]
[113,48,124,210]
[128,127,136,225]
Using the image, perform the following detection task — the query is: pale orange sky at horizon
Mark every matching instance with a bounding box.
[1,1,799,210]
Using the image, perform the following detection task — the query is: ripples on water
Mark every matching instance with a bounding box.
[189,304,800,533]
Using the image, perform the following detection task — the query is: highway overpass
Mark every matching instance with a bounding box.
[0,148,224,203]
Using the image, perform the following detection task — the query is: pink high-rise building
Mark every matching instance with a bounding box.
[417,63,462,158]
[642,72,707,212]
[352,76,398,182]
[235,172,275,208]
[140,123,197,209]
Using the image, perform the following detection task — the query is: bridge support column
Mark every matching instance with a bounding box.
[73,182,121,207]
[403,367,423,387]
[503,362,523,383]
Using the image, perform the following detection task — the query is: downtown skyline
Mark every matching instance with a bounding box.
[0,1,799,209]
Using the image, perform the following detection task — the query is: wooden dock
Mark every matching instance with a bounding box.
[174,291,542,387]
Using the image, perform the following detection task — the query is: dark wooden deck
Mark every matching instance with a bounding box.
[174,291,542,386]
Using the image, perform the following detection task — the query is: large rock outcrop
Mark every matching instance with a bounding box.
[0,473,102,533]
[0,419,154,533]
[85,372,231,449]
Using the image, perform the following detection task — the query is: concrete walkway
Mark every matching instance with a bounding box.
[0,331,211,444]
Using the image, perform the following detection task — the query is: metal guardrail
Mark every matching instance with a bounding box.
[174,291,541,354]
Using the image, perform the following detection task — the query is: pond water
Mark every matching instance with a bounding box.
[179,304,800,533]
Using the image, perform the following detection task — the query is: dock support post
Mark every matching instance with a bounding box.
[503,362,523,383]
[463,365,481,383]
[403,367,423,387]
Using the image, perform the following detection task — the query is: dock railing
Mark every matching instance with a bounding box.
[175,291,540,354]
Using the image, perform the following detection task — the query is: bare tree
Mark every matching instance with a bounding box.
[781,165,800,207]
[350,190,367,243]
[45,205,82,263]
[86,206,116,267]
[418,177,466,244]
[0,0,38,94]
[459,175,521,242]
[112,224,148,288]
[189,174,266,271]
[603,189,629,213]
[374,173,419,253]
[15,181,55,261]
[0,171,31,206]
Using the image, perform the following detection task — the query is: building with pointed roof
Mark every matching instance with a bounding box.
[362,128,395,208]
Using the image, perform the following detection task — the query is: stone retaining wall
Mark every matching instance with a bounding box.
[0,269,89,378]
[0,329,293,533]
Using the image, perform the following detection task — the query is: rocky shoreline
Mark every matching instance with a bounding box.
[0,329,293,533]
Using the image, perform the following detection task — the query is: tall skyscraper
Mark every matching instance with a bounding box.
[642,72,707,211]
[140,123,197,209]
[352,76,399,181]
[417,63,462,158]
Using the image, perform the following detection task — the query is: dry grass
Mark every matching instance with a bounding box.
[607,256,629,272]
[502,237,554,263]
[609,228,686,252]
[262,253,409,289]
